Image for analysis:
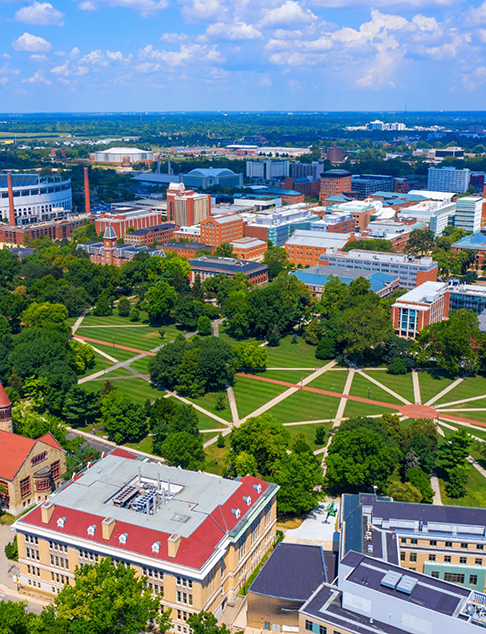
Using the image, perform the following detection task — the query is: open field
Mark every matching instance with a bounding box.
[76,326,162,351]
[265,336,322,368]
[77,351,114,378]
[364,370,415,404]
[308,369,349,394]
[435,374,486,406]
[343,399,394,419]
[233,376,289,419]
[349,373,403,405]
[187,391,232,423]
[84,377,166,405]
[204,443,229,476]
[128,356,152,374]
[285,421,332,452]
[417,370,457,405]
[82,341,142,363]
[266,390,341,424]
[259,370,314,383]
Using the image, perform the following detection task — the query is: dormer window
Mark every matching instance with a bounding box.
[253,484,262,494]
[87,525,96,536]
[232,508,241,519]
[243,496,252,506]
[152,541,161,553]
[57,517,66,528]
[119,533,128,545]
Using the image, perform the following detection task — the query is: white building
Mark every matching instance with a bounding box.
[398,199,456,236]
[92,147,154,164]
[454,196,482,233]
[427,167,470,193]
[246,160,290,180]
[0,174,72,226]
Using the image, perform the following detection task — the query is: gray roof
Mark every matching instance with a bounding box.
[103,225,117,240]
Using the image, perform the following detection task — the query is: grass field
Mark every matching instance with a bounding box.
[232,376,289,419]
[77,351,114,379]
[307,369,349,394]
[343,398,395,419]
[438,465,486,508]
[417,370,457,405]
[204,443,229,476]
[266,390,341,424]
[439,409,486,425]
[434,374,486,406]
[99,367,135,378]
[81,310,149,327]
[187,391,233,423]
[258,370,314,383]
[125,436,154,454]
[83,341,142,363]
[364,370,415,404]
[285,421,332,452]
[349,373,403,405]
[84,377,165,405]
[128,356,152,374]
[76,326,162,352]
[265,336,321,368]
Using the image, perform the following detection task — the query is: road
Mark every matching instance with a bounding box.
[66,431,117,456]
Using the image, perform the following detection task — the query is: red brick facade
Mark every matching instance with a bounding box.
[319,171,352,201]
[200,215,244,247]
[0,218,86,246]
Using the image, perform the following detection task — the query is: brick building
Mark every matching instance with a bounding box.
[279,178,320,198]
[325,146,344,162]
[166,182,211,226]
[319,170,352,201]
[78,225,160,267]
[0,217,87,246]
[200,214,244,247]
[310,212,356,234]
[124,223,178,247]
[391,281,449,338]
[451,232,486,266]
[189,256,268,284]
[230,237,267,261]
[95,206,165,240]
[159,242,215,259]
[285,230,354,266]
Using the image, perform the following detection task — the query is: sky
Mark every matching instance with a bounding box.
[2,0,486,112]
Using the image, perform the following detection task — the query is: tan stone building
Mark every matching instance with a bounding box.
[13,454,278,627]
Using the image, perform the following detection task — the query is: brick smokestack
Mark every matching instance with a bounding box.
[84,167,91,215]
[7,172,15,227]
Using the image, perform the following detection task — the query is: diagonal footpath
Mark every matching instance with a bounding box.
[412,370,421,404]
[425,375,468,407]
[335,368,355,425]
[358,369,411,405]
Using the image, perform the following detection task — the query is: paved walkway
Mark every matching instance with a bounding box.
[74,335,157,357]
[71,308,89,334]
[412,370,421,405]
[431,475,442,505]
[358,369,411,405]
[426,375,468,407]
[227,386,239,425]
[335,368,355,424]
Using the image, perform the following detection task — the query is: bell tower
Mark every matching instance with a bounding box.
[0,384,12,433]
[102,224,118,265]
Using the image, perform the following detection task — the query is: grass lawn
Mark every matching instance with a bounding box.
[434,374,486,406]
[218,329,262,348]
[232,376,289,419]
[83,341,141,363]
[66,316,78,327]
[417,370,457,405]
[76,326,162,352]
[266,390,341,424]
[128,356,152,374]
[364,370,415,404]
[349,373,403,405]
[160,323,193,342]
[439,409,486,425]
[84,377,165,405]
[98,367,135,378]
[125,436,154,454]
[204,443,230,476]
[187,391,233,423]
[258,370,314,384]
[307,369,349,394]
[265,335,321,368]
[165,396,229,431]
[285,421,332,452]
[343,398,396,419]
[77,351,114,379]
[81,310,149,326]
[438,465,486,507]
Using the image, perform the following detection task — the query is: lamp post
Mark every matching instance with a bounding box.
[330,410,333,424]
[367,386,370,399]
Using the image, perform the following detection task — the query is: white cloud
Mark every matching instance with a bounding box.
[260,73,271,86]
[77,0,168,16]
[51,61,70,75]
[312,0,453,6]
[81,49,106,64]
[78,1,96,8]
[30,53,48,61]
[180,0,227,22]
[161,33,189,43]
[22,70,52,84]
[70,47,81,57]
[205,21,263,40]
[15,2,64,26]
[76,66,89,75]
[463,66,486,91]
[140,43,224,66]
[12,32,52,53]
[411,14,438,31]
[260,1,316,27]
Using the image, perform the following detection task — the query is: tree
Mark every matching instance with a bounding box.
[160,432,205,470]
[21,302,70,333]
[100,391,147,444]
[337,304,393,361]
[387,481,423,503]
[40,557,163,634]
[215,392,226,411]
[129,306,140,322]
[406,418,438,451]
[142,280,177,324]
[198,336,234,392]
[214,243,235,257]
[94,291,113,317]
[217,432,225,448]
[191,274,204,301]
[414,309,485,376]
[315,424,327,445]
[233,341,267,371]
[388,358,407,375]
[175,297,204,329]
[273,451,323,515]
[436,428,471,498]
[175,348,206,398]
[404,434,435,474]
[118,297,131,317]
[315,336,335,360]
[407,467,434,503]
[305,318,322,345]
[263,245,288,280]
[150,336,189,389]
[0,600,34,634]
[197,315,212,336]
[188,611,235,634]
[406,229,436,256]
[229,414,290,475]
[69,340,95,374]
[150,399,200,454]
[62,385,99,427]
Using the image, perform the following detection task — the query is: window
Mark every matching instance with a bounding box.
[461,543,468,549]
[476,558,483,566]
[177,591,193,606]
[445,542,453,548]
[264,623,270,631]
[470,575,479,585]
[411,539,418,545]
[20,477,31,498]
[431,572,439,579]
[401,538,406,544]
[305,621,313,632]
[429,555,436,562]
[444,573,465,584]
[400,552,406,562]
[460,557,467,565]
[319,627,327,634]
[477,545,484,550]
[430,540,437,546]
[409,553,417,563]
[444,556,452,563]
[176,577,193,589]
[31,452,47,466]
[51,461,61,480]
[143,567,163,580]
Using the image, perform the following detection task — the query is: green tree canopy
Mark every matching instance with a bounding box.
[100,391,147,444]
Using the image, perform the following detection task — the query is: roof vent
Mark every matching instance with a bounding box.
[253,484,262,494]
[232,508,241,519]
[87,524,97,536]
[380,570,402,589]
[396,576,418,595]
[243,496,252,506]
[57,517,66,528]
[119,533,128,545]
[152,541,161,553]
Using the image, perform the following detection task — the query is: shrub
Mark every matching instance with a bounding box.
[118,297,130,317]
[129,307,140,322]
[4,535,18,561]
[217,433,225,448]
[407,466,434,503]
[316,337,336,360]
[315,424,327,445]
[388,358,407,375]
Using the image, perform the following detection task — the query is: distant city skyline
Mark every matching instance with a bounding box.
[2,0,486,112]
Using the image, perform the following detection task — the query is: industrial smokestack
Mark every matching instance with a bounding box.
[84,167,91,215]
[7,172,15,227]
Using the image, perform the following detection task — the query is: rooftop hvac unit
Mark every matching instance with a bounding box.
[396,576,418,595]
[380,570,402,590]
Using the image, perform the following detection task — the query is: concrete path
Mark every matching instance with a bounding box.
[358,369,411,405]
[439,408,486,413]
[431,476,442,505]
[212,318,223,337]
[74,335,157,357]
[426,375,467,407]
[227,386,239,425]
[335,368,355,425]
[66,427,165,461]
[467,455,486,479]
[436,393,486,408]
[76,324,151,328]
[412,370,421,405]
[71,308,89,334]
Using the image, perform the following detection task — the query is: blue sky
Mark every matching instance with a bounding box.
[2,0,486,112]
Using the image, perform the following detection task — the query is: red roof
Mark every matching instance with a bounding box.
[37,433,63,452]
[0,384,11,408]
[109,448,138,460]
[0,430,36,480]
[19,475,270,570]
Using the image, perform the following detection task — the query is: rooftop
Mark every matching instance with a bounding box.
[129,223,177,237]
[286,230,351,249]
[189,256,268,274]
[453,232,486,251]
[322,169,351,177]
[292,266,398,294]
[0,431,62,481]
[161,242,211,251]
[394,281,447,305]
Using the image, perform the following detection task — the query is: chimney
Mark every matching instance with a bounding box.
[102,517,116,540]
[84,167,91,215]
[41,500,56,524]
[167,533,181,558]
[482,185,486,221]
[7,172,15,227]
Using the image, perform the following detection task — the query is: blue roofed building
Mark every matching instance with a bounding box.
[292,264,400,298]
[452,231,486,266]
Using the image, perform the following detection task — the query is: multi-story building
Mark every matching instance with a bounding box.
[319,170,352,201]
[166,183,211,227]
[124,223,178,247]
[365,219,423,252]
[13,454,278,611]
[279,178,320,199]
[78,226,161,267]
[285,230,354,266]
[454,196,482,233]
[310,212,356,234]
[259,188,305,204]
[325,146,344,163]
[292,265,399,299]
[428,166,470,193]
[183,168,243,190]
[246,161,290,180]
[394,177,410,193]
[244,204,320,246]
[351,174,394,198]
[95,206,165,240]
[200,215,244,247]
[230,237,267,261]
[291,161,324,180]
[320,250,438,290]
[326,201,375,229]
[159,242,214,259]
[391,281,449,337]
[470,171,485,192]
[90,147,154,166]
[188,256,268,284]
[398,199,456,237]
[452,232,486,266]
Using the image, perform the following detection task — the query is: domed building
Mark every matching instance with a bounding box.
[90,147,154,166]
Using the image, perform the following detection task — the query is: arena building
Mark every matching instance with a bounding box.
[0,173,72,226]
[90,147,154,166]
